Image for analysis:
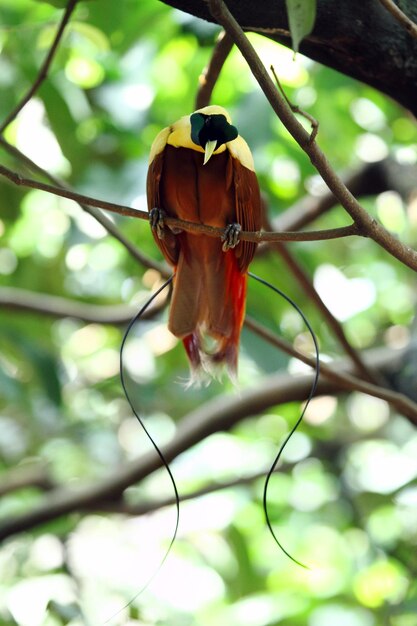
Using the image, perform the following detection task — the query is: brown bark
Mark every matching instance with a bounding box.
[160,0,417,115]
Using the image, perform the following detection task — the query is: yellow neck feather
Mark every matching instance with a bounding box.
[149,107,255,172]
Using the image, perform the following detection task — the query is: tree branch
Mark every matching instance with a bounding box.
[160,0,417,115]
[0,287,166,324]
[263,188,382,385]
[0,370,333,541]
[269,242,384,386]
[78,440,350,516]
[0,466,55,498]
[88,467,287,516]
[378,0,417,39]
[245,316,417,424]
[0,161,361,243]
[195,30,234,109]
[0,0,78,134]
[271,158,413,235]
[0,342,413,542]
[207,0,417,272]
[190,17,405,368]
[0,138,169,277]
[2,283,411,419]
[270,64,319,143]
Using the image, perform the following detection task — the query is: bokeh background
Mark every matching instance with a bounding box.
[0,1,417,624]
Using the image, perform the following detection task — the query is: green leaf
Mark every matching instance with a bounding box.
[285,0,317,54]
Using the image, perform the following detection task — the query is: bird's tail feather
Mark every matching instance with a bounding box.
[174,245,246,381]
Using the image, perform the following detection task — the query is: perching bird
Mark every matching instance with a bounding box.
[147,105,261,378]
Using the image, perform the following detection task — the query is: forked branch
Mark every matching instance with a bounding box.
[207,0,417,272]
[0,0,78,134]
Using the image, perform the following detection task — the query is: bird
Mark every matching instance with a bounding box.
[147,105,261,380]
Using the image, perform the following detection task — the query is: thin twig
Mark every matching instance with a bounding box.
[0,284,385,399]
[0,161,360,243]
[88,467,288,515]
[262,190,380,384]
[0,342,411,541]
[268,237,384,385]
[0,138,169,276]
[245,316,417,423]
[0,0,78,134]
[1,284,410,420]
[208,0,417,272]
[270,65,318,142]
[0,161,141,216]
[195,31,234,109]
[5,286,410,419]
[0,286,167,324]
[247,224,359,242]
[270,160,396,234]
[0,373,332,541]
[80,438,351,516]
[378,0,417,39]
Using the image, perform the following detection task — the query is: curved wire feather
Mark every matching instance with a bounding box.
[113,268,318,620]
[108,275,177,621]
[249,272,320,569]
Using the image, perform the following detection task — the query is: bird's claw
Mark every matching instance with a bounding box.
[149,207,166,240]
[222,223,241,251]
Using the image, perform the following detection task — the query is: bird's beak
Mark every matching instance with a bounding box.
[203,140,217,165]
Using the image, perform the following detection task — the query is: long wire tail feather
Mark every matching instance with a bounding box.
[248,272,320,569]
[106,275,177,623]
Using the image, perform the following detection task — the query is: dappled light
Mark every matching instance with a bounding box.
[0,0,417,625]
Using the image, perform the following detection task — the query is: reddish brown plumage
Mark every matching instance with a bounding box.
[147,136,261,377]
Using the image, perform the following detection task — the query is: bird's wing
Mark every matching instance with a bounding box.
[228,137,262,273]
[147,127,180,266]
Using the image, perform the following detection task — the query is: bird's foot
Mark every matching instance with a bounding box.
[149,207,166,240]
[222,222,241,251]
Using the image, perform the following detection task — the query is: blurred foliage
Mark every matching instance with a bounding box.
[0,1,417,625]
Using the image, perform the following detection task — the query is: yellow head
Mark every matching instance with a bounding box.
[194,105,232,123]
[151,106,254,172]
